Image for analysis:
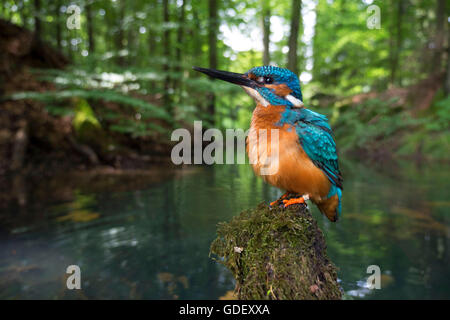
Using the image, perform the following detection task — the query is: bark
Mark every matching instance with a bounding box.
[210,202,342,300]
[192,5,202,65]
[55,0,61,50]
[445,27,450,96]
[115,0,125,65]
[162,0,171,112]
[207,0,218,122]
[10,121,29,171]
[33,0,41,40]
[148,1,157,55]
[67,135,99,165]
[86,1,95,53]
[262,0,271,65]
[175,0,186,64]
[175,0,186,97]
[127,27,135,65]
[431,0,446,74]
[287,0,301,75]
[389,0,404,86]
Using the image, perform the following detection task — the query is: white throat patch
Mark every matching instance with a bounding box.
[285,94,304,108]
[241,87,303,108]
[241,86,269,107]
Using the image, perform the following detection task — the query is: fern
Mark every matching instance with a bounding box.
[7,89,172,122]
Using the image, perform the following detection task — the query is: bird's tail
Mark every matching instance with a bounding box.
[317,186,342,222]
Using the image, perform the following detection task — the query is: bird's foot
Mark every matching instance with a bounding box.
[282,194,309,208]
[270,193,309,209]
[269,192,290,207]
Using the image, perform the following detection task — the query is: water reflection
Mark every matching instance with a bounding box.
[0,161,448,299]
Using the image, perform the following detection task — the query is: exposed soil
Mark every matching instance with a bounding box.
[0,19,173,176]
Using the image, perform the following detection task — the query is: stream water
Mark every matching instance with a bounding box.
[0,160,449,299]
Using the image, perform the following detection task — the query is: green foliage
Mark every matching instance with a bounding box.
[311,0,439,94]
[8,66,174,140]
[9,88,170,121]
[427,96,450,132]
[1,0,447,160]
[329,95,450,160]
[73,98,101,131]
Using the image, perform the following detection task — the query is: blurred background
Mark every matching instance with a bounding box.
[0,0,449,299]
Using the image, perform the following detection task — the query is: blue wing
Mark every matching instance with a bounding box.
[294,109,343,190]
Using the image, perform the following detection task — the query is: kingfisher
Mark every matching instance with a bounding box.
[193,65,343,222]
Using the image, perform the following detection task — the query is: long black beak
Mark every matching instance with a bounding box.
[193,66,256,88]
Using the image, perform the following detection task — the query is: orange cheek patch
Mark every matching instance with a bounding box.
[266,84,292,96]
[247,73,258,81]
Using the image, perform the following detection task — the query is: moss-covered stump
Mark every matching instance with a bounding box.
[210,202,342,300]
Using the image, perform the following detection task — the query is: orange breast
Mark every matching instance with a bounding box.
[246,104,331,202]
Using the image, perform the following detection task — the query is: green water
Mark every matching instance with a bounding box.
[0,160,449,299]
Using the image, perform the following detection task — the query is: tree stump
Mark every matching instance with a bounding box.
[210,202,342,300]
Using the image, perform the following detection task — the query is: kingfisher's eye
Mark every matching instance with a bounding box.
[256,76,274,84]
[264,77,273,84]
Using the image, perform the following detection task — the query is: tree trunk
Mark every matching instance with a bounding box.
[175,0,186,64]
[33,0,41,40]
[174,0,186,100]
[192,5,202,66]
[445,26,450,96]
[10,121,28,171]
[389,0,404,86]
[431,0,446,74]
[86,1,95,53]
[210,202,342,300]
[287,0,301,75]
[148,1,157,55]
[127,27,135,65]
[207,0,218,123]
[55,0,61,50]
[115,0,125,65]
[162,0,171,112]
[262,0,271,66]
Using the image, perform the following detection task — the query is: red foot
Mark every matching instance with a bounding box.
[269,192,290,207]
[283,197,305,207]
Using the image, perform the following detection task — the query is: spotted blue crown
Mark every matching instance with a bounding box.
[247,66,303,103]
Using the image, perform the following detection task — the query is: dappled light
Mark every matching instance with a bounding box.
[0,0,449,302]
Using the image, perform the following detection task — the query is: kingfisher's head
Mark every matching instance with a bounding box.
[193,65,303,108]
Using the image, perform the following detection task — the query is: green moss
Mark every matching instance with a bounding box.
[210,203,342,300]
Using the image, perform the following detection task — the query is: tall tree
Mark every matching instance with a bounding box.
[446,25,450,96]
[389,0,405,86]
[55,0,61,50]
[287,0,301,75]
[262,0,271,65]
[33,0,41,40]
[175,0,186,97]
[191,3,203,66]
[431,0,446,74]
[86,1,95,53]
[148,2,157,55]
[115,0,125,65]
[207,0,218,121]
[162,0,171,111]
